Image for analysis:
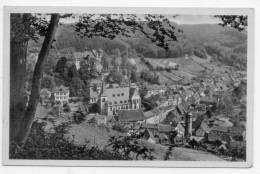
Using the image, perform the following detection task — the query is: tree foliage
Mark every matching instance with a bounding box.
[108,132,154,160]
[75,14,179,50]
[10,122,126,160]
[215,15,248,32]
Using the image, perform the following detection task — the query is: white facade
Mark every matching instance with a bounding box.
[53,86,70,104]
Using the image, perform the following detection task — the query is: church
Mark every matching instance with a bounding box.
[88,79,141,116]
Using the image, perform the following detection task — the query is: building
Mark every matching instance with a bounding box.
[117,109,145,123]
[88,79,103,104]
[145,85,166,98]
[174,123,185,145]
[195,121,211,137]
[53,85,70,104]
[208,126,229,142]
[99,82,141,116]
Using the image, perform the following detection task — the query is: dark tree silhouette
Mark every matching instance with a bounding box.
[215,15,248,31]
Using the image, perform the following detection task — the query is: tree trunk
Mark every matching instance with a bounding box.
[14,14,60,145]
[10,41,28,140]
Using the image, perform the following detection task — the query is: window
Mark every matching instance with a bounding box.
[114,101,117,104]
[117,94,120,97]
[102,98,106,102]
[120,101,123,104]
[121,93,124,96]
[113,94,115,97]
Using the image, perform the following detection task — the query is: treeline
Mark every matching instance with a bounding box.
[204,42,247,70]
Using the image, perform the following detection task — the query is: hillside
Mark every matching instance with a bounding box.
[51,23,247,69]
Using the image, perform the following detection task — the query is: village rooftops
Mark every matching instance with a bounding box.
[146,85,166,91]
[141,123,158,130]
[118,109,145,122]
[158,124,172,133]
[210,125,228,133]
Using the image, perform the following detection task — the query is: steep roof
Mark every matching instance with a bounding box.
[118,109,145,122]
[129,87,139,99]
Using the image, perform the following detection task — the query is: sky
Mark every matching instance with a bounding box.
[171,15,221,25]
[59,14,222,25]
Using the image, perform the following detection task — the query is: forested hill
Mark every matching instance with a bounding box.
[52,23,247,69]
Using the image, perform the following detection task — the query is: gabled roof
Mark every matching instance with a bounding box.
[53,85,69,93]
[158,124,171,133]
[118,109,145,122]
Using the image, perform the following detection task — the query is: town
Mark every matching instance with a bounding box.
[34,44,247,161]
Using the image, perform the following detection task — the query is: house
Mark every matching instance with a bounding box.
[141,123,158,135]
[229,140,246,150]
[228,126,244,137]
[208,126,229,142]
[40,88,51,106]
[200,96,216,106]
[145,85,166,98]
[173,123,185,145]
[144,109,170,124]
[53,85,70,104]
[158,124,171,133]
[117,109,145,123]
[195,121,211,137]
[99,82,141,115]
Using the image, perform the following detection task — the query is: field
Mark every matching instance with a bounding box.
[141,55,214,85]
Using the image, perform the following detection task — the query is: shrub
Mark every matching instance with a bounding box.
[10,122,126,160]
[112,123,127,133]
[108,133,154,160]
[73,111,85,124]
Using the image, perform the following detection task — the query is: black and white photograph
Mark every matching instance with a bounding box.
[2,6,254,167]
